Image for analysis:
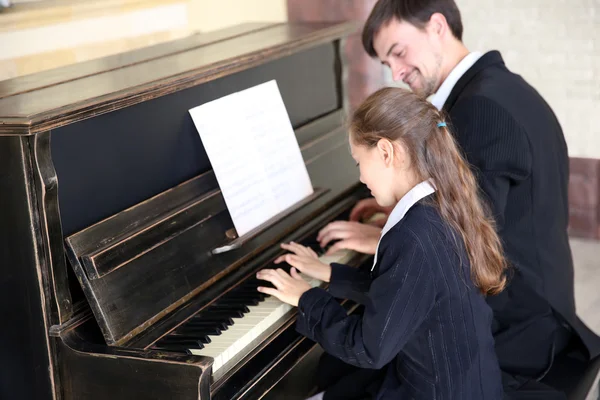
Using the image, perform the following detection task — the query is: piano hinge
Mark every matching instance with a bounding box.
[49,303,93,337]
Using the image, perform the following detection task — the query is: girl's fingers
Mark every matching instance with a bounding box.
[257,286,280,299]
[256,269,285,289]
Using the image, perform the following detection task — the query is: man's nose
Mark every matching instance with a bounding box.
[391,62,407,82]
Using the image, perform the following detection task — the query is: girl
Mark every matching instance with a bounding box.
[256,87,506,399]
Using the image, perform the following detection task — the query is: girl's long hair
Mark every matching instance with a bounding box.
[350,87,507,295]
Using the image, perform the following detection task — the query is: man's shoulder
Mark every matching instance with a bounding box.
[452,51,540,110]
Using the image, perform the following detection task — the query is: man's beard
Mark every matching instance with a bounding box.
[417,52,443,98]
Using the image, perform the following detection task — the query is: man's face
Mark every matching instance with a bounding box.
[373,18,444,98]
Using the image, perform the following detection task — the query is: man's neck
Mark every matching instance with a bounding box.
[437,42,471,90]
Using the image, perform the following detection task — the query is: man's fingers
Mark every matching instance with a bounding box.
[324,240,349,255]
[349,201,368,221]
[319,229,353,248]
[317,221,350,240]
[349,200,374,221]
[324,239,364,255]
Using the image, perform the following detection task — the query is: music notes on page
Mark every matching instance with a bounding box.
[188,80,314,237]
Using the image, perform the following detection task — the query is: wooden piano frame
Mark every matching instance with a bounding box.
[0,21,373,400]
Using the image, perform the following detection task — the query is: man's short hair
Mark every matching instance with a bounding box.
[362,0,464,57]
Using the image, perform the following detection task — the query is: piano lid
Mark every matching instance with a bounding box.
[0,21,358,136]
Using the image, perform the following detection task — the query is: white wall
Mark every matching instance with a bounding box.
[458,0,599,159]
[0,0,286,81]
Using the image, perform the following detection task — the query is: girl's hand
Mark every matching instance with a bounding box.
[349,198,392,225]
[256,268,311,307]
[316,221,380,255]
[274,241,332,282]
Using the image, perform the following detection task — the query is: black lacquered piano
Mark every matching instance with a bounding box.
[0,21,374,400]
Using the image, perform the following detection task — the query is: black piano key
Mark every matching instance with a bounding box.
[177,325,222,336]
[172,331,214,343]
[158,337,206,347]
[213,303,250,312]
[183,320,230,331]
[156,232,336,357]
[156,338,205,349]
[238,279,262,289]
[182,320,228,332]
[217,297,261,306]
[304,239,325,255]
[207,307,247,318]
[166,333,213,343]
[230,290,268,301]
[190,315,235,326]
[153,340,204,350]
[166,331,212,344]
[151,344,193,353]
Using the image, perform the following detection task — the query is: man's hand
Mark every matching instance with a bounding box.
[317,221,381,255]
[349,198,392,227]
[256,267,311,307]
[274,242,332,282]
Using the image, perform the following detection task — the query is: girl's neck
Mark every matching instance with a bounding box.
[393,168,421,203]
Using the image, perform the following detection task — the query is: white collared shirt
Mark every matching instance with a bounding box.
[430,51,483,111]
[371,180,436,271]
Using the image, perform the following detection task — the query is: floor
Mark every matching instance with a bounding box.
[572,238,600,335]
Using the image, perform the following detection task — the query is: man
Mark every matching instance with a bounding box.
[316,0,600,397]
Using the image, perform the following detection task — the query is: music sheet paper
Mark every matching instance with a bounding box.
[188,80,314,237]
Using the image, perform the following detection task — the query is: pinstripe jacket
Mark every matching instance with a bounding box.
[296,195,503,399]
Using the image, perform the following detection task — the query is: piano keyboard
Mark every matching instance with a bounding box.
[152,243,357,374]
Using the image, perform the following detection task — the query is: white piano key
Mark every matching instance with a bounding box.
[188,248,357,373]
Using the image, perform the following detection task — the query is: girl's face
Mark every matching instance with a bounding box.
[350,137,418,208]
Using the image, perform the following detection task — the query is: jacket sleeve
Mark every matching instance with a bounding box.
[449,96,532,231]
[326,263,372,304]
[296,231,436,369]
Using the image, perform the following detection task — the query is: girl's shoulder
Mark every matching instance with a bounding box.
[382,201,462,261]
[387,201,448,239]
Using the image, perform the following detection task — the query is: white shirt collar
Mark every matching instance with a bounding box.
[430,51,483,111]
[371,180,436,270]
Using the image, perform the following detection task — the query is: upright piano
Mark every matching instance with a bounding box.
[0,21,374,400]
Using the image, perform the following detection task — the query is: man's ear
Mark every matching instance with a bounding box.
[428,12,448,38]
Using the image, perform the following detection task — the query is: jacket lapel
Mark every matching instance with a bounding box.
[443,50,505,112]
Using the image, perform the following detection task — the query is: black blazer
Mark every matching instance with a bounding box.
[443,51,600,371]
[296,200,503,399]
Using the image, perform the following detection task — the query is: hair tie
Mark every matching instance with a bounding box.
[437,122,447,128]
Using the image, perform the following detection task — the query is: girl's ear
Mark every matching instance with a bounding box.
[377,138,408,168]
[376,138,396,167]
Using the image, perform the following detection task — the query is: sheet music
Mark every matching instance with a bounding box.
[189,80,314,237]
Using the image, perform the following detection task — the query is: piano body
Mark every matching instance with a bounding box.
[0,22,374,400]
